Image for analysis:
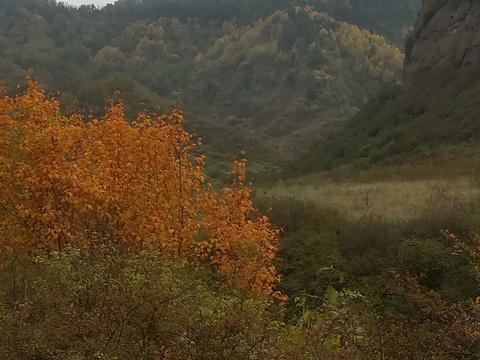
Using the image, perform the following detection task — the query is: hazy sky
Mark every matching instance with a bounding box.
[64,0,114,6]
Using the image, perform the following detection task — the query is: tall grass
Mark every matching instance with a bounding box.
[262,177,480,222]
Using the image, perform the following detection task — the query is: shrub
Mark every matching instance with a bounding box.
[0,249,278,360]
[0,80,281,298]
[398,237,456,288]
[254,196,344,304]
[398,236,478,300]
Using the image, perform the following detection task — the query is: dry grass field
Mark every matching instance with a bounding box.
[262,177,480,221]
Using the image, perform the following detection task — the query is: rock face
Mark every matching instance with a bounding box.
[404,0,480,89]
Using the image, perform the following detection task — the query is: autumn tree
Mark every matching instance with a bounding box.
[0,80,281,298]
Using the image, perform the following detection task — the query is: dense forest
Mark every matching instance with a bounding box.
[2,0,480,359]
[0,0,418,179]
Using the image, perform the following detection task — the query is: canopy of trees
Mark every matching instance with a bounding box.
[0,0,413,177]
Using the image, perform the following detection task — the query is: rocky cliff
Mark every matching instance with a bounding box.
[404,0,480,89]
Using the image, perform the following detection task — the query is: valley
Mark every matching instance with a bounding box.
[1,0,480,359]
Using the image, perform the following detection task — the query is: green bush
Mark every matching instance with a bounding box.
[0,249,278,360]
[398,237,456,288]
[398,236,478,300]
[254,196,344,304]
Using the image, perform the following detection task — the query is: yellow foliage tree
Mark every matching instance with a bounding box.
[0,80,282,298]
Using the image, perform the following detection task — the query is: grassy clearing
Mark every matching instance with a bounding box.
[262,177,480,221]
[256,174,480,304]
[254,162,480,305]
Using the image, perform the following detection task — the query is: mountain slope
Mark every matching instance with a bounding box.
[299,0,480,173]
[0,0,415,178]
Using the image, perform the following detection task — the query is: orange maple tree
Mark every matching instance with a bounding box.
[0,79,282,298]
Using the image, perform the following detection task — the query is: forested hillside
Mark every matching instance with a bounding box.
[298,0,480,174]
[0,0,418,178]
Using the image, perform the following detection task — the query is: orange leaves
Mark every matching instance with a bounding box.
[0,80,282,299]
[200,158,284,299]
